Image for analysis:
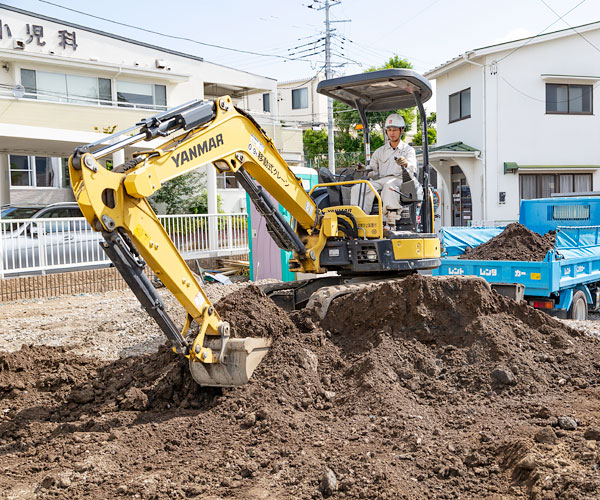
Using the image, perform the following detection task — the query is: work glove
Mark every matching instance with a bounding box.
[394,156,408,167]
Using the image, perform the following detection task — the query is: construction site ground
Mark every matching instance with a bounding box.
[2,276,600,500]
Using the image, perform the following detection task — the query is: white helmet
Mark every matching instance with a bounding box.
[385,113,405,129]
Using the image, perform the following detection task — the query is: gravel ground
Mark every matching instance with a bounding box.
[561,311,600,339]
[0,280,276,360]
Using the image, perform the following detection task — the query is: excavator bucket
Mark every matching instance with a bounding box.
[188,337,272,387]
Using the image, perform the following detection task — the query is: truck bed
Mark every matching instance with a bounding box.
[433,226,600,299]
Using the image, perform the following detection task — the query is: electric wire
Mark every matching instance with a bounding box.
[538,0,600,55]
[36,0,320,64]
[500,75,600,104]
[496,0,588,63]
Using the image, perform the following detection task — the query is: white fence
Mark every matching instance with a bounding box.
[0,213,248,278]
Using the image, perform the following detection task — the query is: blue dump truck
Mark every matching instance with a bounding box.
[433,197,600,320]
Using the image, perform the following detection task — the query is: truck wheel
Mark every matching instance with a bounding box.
[568,290,588,320]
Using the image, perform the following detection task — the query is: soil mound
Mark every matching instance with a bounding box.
[216,285,298,339]
[459,222,555,261]
[2,277,600,499]
[322,274,589,397]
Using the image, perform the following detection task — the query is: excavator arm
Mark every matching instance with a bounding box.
[69,97,324,387]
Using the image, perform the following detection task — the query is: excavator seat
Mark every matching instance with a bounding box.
[318,167,343,206]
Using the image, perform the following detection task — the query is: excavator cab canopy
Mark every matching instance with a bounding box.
[316,68,432,113]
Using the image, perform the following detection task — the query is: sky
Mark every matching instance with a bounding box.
[3,0,599,83]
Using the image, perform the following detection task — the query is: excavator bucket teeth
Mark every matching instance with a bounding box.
[188,337,271,387]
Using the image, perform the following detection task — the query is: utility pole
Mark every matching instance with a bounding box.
[324,0,335,172]
[309,0,346,173]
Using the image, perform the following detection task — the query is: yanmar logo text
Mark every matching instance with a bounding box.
[171,134,224,167]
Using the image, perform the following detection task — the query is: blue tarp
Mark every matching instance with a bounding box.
[440,226,505,256]
[555,226,600,260]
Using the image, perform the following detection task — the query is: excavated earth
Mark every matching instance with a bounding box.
[460,223,556,261]
[2,276,600,500]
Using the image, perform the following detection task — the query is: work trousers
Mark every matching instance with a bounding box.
[350,176,403,214]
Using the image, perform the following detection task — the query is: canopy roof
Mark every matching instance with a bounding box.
[316,69,432,111]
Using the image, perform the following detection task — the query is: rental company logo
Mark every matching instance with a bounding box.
[447,267,465,275]
[479,268,497,277]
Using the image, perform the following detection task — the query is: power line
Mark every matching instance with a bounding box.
[499,74,600,103]
[388,0,445,35]
[496,0,588,63]
[538,0,600,55]
[36,0,318,64]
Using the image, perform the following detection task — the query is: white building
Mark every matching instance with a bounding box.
[423,22,600,227]
[0,5,303,213]
[245,73,328,170]
[277,73,329,130]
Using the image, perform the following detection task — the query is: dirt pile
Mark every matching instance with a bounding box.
[460,222,555,261]
[2,279,600,499]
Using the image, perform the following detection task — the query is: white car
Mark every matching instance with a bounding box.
[1,203,107,275]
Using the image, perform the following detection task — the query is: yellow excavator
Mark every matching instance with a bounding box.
[69,69,440,388]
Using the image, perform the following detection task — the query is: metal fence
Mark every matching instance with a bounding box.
[0,213,248,278]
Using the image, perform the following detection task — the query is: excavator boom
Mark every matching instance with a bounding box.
[70,97,310,387]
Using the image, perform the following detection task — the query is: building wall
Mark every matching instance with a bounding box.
[430,27,600,224]
[0,6,285,212]
[277,75,328,128]
[435,63,484,150]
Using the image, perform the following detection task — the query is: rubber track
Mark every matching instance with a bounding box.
[306,277,407,320]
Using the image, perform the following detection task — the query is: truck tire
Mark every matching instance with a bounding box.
[568,290,588,320]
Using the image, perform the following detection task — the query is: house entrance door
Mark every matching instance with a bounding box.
[451,176,472,226]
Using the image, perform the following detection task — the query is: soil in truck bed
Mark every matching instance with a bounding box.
[459,222,556,261]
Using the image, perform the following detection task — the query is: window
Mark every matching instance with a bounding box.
[21,69,36,98]
[9,155,64,188]
[552,205,590,221]
[20,69,112,105]
[20,69,166,109]
[292,88,308,109]
[216,172,239,189]
[263,93,270,113]
[117,81,167,109]
[546,83,592,114]
[449,88,471,123]
[519,173,592,199]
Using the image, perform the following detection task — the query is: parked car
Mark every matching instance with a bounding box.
[0,202,108,275]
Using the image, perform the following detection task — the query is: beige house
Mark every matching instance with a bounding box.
[0,5,302,213]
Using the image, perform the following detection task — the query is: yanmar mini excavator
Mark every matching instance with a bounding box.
[69,69,440,388]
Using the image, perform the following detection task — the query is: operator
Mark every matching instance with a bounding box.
[350,113,417,223]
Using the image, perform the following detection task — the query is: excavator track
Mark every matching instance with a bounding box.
[259,275,413,319]
[306,277,408,320]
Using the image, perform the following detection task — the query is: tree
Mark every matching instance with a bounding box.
[333,55,417,137]
[149,170,212,214]
[303,129,328,164]
[412,112,437,146]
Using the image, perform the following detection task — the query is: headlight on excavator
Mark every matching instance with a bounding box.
[366,249,378,261]
[214,160,230,172]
